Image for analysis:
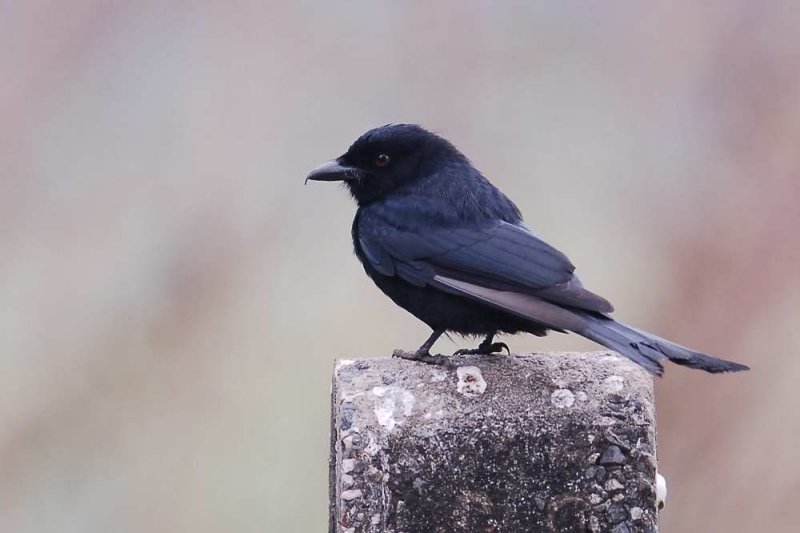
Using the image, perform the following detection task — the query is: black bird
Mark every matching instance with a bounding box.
[306,124,749,375]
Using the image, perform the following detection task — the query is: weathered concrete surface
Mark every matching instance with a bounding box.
[330,352,658,533]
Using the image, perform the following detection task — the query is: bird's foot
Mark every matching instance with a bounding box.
[393,349,453,368]
[453,341,510,356]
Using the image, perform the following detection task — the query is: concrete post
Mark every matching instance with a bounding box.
[330,351,658,532]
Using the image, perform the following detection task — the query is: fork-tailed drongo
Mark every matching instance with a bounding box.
[306,124,748,375]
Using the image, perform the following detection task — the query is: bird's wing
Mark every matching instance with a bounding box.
[358,212,613,330]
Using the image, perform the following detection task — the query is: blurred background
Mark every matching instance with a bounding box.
[2,1,798,531]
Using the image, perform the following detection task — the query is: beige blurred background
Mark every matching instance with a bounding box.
[2,1,799,532]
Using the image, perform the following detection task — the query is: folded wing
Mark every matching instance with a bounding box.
[358,212,613,331]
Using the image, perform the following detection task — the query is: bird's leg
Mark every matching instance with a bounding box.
[393,328,451,366]
[453,333,510,356]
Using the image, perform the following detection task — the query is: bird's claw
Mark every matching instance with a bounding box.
[453,342,510,356]
[393,349,454,368]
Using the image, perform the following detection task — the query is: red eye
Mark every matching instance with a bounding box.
[375,154,391,167]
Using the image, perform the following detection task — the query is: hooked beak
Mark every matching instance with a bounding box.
[305,159,361,184]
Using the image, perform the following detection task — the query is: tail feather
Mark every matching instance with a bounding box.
[577,312,750,376]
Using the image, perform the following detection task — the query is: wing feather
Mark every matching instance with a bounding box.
[434,275,587,331]
[357,207,613,315]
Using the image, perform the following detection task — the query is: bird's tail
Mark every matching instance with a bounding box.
[576,312,750,376]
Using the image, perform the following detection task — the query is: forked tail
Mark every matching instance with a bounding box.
[577,312,750,376]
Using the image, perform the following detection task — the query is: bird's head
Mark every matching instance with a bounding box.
[305,124,465,204]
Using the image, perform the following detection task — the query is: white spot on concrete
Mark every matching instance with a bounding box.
[336,359,355,370]
[456,366,487,396]
[341,473,353,487]
[630,507,643,520]
[375,398,397,430]
[550,388,575,408]
[605,478,624,491]
[371,514,381,525]
[364,436,380,456]
[576,391,588,402]
[372,387,415,431]
[341,489,363,501]
[656,472,668,510]
[603,375,625,393]
[401,389,415,416]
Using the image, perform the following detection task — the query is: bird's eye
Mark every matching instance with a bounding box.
[374,154,391,167]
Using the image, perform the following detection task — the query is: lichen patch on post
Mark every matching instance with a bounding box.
[373,387,415,431]
[456,366,487,396]
[364,436,381,456]
[375,398,397,430]
[550,388,575,408]
[401,389,415,415]
[603,375,625,393]
[336,359,355,371]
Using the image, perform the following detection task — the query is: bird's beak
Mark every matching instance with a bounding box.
[305,159,360,184]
